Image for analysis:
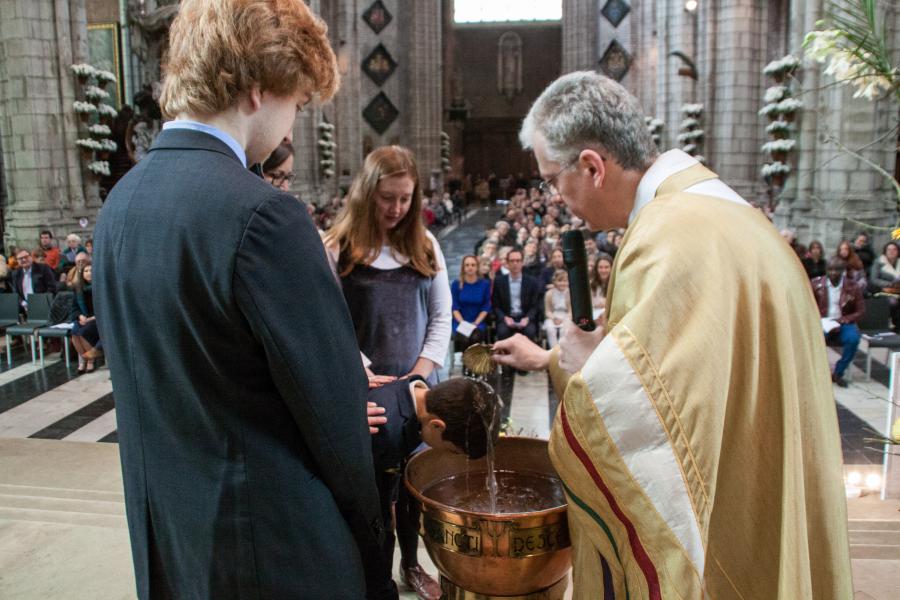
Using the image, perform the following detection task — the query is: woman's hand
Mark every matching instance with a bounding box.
[78,315,88,326]
[367,402,387,434]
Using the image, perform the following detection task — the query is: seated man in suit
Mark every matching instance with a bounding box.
[493,249,541,341]
[367,377,500,599]
[812,257,865,387]
[12,248,58,312]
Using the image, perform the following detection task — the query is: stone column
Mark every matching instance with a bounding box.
[290,0,328,205]
[404,0,442,187]
[331,0,363,194]
[699,0,769,200]
[0,0,93,249]
[561,0,597,73]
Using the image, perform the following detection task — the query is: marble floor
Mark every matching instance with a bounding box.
[1,206,899,598]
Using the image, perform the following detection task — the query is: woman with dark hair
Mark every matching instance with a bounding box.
[262,141,295,192]
[803,240,826,279]
[323,145,450,599]
[70,263,100,373]
[450,255,491,344]
[590,252,613,315]
[872,242,900,289]
[836,239,866,284]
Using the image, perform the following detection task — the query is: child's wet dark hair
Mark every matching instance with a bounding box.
[425,378,502,459]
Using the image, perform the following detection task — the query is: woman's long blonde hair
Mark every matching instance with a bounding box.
[325,146,436,277]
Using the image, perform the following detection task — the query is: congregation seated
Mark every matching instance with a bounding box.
[812,257,865,388]
[492,249,540,342]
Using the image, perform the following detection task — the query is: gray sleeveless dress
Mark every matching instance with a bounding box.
[340,262,436,384]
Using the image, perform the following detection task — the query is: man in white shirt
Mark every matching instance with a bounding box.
[812,257,866,387]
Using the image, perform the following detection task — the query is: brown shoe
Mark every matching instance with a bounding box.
[84,348,104,360]
[401,564,441,600]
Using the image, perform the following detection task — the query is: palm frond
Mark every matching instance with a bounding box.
[825,0,893,76]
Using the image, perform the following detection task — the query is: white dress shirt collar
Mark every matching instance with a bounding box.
[629,149,700,225]
[163,119,247,167]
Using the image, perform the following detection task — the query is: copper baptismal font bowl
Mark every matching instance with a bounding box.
[405,437,571,599]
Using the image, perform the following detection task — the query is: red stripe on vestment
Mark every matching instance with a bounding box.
[560,401,662,600]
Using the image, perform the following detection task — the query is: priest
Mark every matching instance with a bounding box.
[493,71,852,599]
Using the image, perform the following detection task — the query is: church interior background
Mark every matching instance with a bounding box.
[1,0,897,250]
[1,1,899,598]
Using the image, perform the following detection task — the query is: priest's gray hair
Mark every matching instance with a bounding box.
[520,71,658,171]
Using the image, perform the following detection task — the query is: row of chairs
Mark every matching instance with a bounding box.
[0,293,74,369]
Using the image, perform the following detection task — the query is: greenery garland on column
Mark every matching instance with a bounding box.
[678,104,705,164]
[317,121,336,179]
[759,55,801,201]
[645,117,664,150]
[71,63,118,179]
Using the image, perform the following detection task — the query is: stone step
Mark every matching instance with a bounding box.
[0,481,126,529]
[849,519,900,533]
[0,506,126,529]
[850,544,900,560]
[0,493,125,516]
[0,483,123,504]
[848,519,900,560]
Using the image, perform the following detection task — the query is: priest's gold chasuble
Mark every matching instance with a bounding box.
[548,163,852,599]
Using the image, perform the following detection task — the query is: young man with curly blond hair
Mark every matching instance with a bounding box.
[94,1,388,598]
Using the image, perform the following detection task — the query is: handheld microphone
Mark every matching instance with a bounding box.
[560,230,596,332]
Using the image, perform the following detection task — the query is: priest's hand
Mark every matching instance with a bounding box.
[558,320,606,374]
[492,334,550,372]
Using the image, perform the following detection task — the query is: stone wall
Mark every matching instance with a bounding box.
[774,0,897,250]
[0,0,98,251]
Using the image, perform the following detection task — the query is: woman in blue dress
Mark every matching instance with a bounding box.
[450,254,491,344]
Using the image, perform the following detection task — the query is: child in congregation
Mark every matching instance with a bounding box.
[367,376,501,600]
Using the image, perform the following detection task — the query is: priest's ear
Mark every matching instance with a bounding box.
[578,149,607,188]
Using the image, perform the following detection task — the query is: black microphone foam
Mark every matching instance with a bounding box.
[560,230,596,332]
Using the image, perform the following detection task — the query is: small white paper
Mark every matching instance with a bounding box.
[51,323,75,330]
[456,321,476,338]
[821,318,840,334]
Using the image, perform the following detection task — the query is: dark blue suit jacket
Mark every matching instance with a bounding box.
[369,378,423,472]
[93,129,383,599]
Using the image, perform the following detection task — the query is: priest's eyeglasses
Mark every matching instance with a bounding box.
[538,159,577,196]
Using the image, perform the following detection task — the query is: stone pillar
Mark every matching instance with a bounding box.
[404,0,442,187]
[290,0,328,205]
[699,0,769,200]
[0,0,94,250]
[561,0,597,73]
[330,0,363,194]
